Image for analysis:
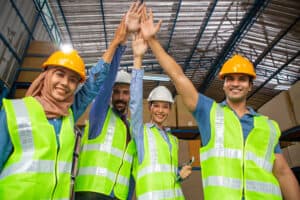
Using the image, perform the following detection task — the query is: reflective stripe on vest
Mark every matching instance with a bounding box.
[82,144,133,163]
[80,113,131,187]
[138,188,184,199]
[77,166,129,186]
[136,127,183,199]
[202,104,281,197]
[246,180,281,196]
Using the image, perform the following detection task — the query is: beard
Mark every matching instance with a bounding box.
[112,100,128,114]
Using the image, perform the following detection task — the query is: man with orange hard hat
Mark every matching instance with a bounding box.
[138,8,300,200]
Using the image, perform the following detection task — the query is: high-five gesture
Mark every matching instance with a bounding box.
[140,8,162,40]
[132,32,147,69]
[126,1,144,33]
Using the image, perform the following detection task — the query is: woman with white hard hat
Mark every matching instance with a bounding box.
[129,30,191,200]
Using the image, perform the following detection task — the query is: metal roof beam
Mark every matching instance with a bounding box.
[166,0,182,52]
[99,0,108,49]
[9,0,35,40]
[198,0,269,93]
[253,16,300,67]
[183,0,218,71]
[0,33,21,64]
[248,50,300,100]
[56,0,73,43]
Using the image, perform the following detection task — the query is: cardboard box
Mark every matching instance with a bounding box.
[188,140,201,167]
[26,40,58,55]
[178,139,190,165]
[181,170,204,200]
[17,71,41,82]
[282,143,300,168]
[143,99,177,128]
[258,91,297,131]
[176,95,197,128]
[288,81,300,125]
[14,89,27,99]
[22,57,48,69]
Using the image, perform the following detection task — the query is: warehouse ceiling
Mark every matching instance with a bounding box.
[46,0,300,110]
[1,0,300,111]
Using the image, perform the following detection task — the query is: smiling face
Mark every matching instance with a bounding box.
[223,73,253,104]
[48,67,81,102]
[149,101,171,127]
[112,83,130,115]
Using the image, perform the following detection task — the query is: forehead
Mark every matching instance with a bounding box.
[225,73,250,79]
[151,101,171,106]
[113,83,130,91]
[53,67,80,77]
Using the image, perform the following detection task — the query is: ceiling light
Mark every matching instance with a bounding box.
[273,84,291,90]
[60,44,73,53]
[143,73,170,82]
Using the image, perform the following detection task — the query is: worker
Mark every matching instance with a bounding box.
[130,32,192,200]
[0,27,128,200]
[138,8,300,200]
[74,2,144,200]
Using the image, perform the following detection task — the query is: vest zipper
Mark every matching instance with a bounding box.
[112,135,129,195]
[51,147,59,199]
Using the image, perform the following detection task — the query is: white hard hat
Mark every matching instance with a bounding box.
[147,86,174,103]
[115,70,131,84]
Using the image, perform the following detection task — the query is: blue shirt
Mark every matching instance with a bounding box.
[192,93,281,153]
[0,57,112,171]
[88,45,126,139]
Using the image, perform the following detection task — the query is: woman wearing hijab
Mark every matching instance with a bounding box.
[0,15,128,199]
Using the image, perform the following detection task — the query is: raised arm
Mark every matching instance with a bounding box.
[140,8,199,112]
[130,32,148,163]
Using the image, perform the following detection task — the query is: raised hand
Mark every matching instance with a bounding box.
[126,1,144,33]
[140,8,162,40]
[113,15,128,45]
[132,32,148,58]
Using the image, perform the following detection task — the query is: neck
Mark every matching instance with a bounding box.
[151,120,164,130]
[226,99,249,118]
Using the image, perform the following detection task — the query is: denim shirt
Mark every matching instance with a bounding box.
[129,69,173,164]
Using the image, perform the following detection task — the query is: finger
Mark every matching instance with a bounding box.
[154,19,163,33]
[128,2,135,12]
[132,1,139,12]
[149,8,153,20]
[132,33,136,41]
[137,3,145,15]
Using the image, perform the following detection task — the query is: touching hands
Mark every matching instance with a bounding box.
[140,7,162,40]
[114,15,128,45]
[126,1,144,33]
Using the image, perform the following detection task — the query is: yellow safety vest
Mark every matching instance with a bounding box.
[135,125,184,200]
[0,97,75,200]
[75,108,136,200]
[200,103,282,200]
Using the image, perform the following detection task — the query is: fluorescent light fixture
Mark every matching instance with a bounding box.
[60,44,73,53]
[143,73,170,82]
[274,84,291,90]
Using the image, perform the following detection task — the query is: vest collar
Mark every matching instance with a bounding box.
[220,100,260,116]
[145,122,171,132]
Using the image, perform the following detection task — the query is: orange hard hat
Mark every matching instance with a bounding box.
[219,54,256,80]
[42,50,86,82]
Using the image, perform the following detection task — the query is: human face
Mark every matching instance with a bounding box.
[149,101,171,127]
[223,73,252,103]
[112,83,130,114]
[49,67,81,102]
